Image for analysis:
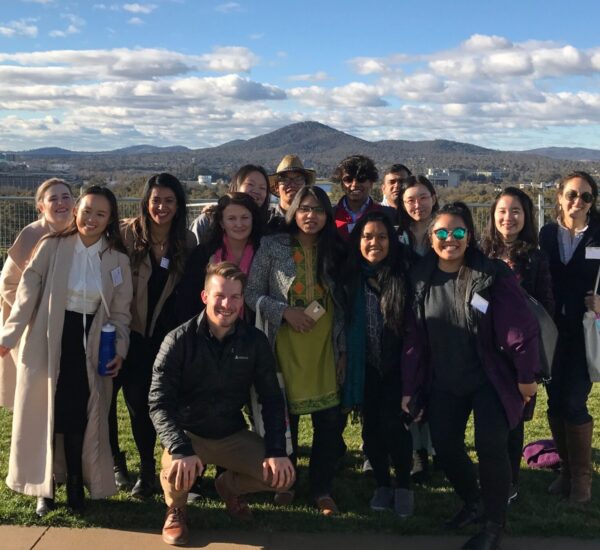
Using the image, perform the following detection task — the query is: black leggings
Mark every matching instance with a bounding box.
[429,381,510,525]
[288,405,343,498]
[109,331,159,471]
[362,365,412,489]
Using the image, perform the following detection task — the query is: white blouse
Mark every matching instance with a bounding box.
[66,235,103,315]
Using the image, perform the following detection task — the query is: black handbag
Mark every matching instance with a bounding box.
[524,292,558,382]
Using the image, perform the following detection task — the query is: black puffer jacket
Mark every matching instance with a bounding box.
[149,311,286,458]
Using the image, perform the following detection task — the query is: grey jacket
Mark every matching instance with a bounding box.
[245,233,346,361]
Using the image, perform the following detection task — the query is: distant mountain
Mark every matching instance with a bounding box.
[523,147,600,162]
[20,147,80,157]
[106,145,191,155]
[11,121,600,181]
[18,144,191,157]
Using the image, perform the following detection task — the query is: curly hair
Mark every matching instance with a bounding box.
[331,155,378,184]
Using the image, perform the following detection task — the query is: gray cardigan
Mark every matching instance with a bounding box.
[245,233,346,361]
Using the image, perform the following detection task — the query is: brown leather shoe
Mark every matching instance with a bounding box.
[162,506,189,546]
[214,473,253,521]
[315,495,339,516]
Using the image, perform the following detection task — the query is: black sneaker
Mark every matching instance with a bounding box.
[187,477,204,504]
[445,502,483,530]
[131,476,155,499]
[462,520,503,550]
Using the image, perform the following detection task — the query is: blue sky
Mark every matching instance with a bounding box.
[2,0,600,151]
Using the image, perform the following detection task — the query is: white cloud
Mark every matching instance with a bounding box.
[127,17,144,25]
[198,46,259,72]
[123,3,157,14]
[288,71,329,82]
[0,19,38,38]
[288,82,387,108]
[21,0,54,4]
[215,2,242,13]
[50,13,85,38]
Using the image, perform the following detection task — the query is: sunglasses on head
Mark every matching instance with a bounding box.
[433,227,467,241]
[564,190,594,204]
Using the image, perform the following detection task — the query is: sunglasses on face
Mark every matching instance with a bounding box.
[342,175,369,184]
[564,190,594,204]
[433,227,467,241]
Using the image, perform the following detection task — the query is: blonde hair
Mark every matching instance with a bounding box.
[35,178,73,215]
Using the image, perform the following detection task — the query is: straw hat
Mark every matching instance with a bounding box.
[268,154,316,195]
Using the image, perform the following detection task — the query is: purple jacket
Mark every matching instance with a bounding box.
[402,249,540,430]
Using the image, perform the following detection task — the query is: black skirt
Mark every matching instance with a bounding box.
[54,310,94,434]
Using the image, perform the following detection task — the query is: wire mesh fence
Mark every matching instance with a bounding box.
[0,197,555,268]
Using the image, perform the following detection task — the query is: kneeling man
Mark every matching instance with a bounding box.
[149,262,295,546]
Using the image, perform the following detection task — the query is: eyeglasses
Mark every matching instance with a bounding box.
[564,190,594,204]
[404,194,432,206]
[433,227,467,241]
[342,175,370,184]
[297,205,325,214]
[278,176,305,186]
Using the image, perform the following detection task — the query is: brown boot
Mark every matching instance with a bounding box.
[162,506,189,546]
[547,415,570,497]
[566,420,593,505]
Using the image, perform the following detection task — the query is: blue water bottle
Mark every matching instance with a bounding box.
[98,323,116,376]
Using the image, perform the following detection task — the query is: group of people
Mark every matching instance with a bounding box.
[0,155,598,550]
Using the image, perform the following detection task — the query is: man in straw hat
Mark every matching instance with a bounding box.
[267,154,316,231]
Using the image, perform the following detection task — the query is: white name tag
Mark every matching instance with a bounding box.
[110,266,123,287]
[160,257,170,269]
[585,247,600,260]
[470,292,489,314]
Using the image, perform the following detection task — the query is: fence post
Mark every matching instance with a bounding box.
[538,193,544,228]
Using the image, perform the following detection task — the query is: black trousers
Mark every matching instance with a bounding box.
[546,320,592,425]
[429,381,510,525]
[55,311,93,435]
[362,365,412,488]
[288,405,343,498]
[109,331,159,471]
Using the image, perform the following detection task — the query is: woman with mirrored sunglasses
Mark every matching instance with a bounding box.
[401,202,540,550]
[539,171,600,505]
[481,187,554,504]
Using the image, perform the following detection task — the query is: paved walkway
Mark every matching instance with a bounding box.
[2,527,599,550]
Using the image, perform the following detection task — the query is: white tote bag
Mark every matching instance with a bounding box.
[250,296,294,455]
[583,266,600,382]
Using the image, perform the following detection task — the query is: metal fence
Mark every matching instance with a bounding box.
[0,196,555,268]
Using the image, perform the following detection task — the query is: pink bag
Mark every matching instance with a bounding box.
[522,439,560,470]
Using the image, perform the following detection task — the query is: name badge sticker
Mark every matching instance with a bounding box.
[110,266,123,287]
[160,257,170,269]
[585,247,600,260]
[470,292,489,314]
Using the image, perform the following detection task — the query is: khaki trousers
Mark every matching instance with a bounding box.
[160,429,288,508]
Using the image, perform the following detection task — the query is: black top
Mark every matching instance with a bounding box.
[424,267,486,395]
[146,251,170,339]
[539,220,600,326]
[148,311,286,459]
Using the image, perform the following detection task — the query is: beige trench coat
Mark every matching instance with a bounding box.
[0,234,133,498]
[0,219,51,410]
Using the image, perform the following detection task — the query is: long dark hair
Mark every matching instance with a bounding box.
[398,175,439,234]
[285,185,344,284]
[201,192,262,256]
[347,211,407,334]
[555,170,600,224]
[129,172,188,274]
[481,187,538,267]
[51,185,126,253]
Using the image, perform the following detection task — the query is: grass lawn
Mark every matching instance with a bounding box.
[0,387,599,538]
